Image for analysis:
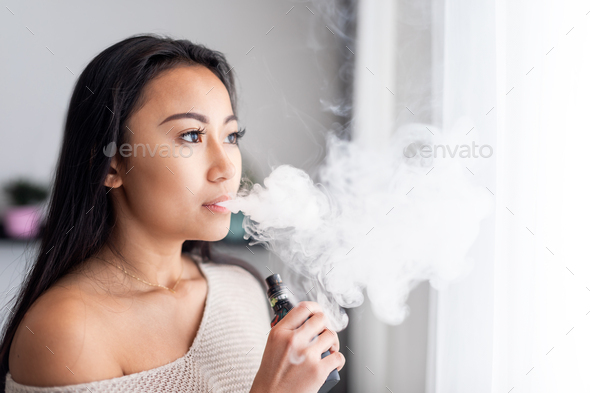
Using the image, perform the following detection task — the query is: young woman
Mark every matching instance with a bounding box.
[0,34,345,392]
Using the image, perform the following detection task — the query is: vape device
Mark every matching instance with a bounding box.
[265,274,340,393]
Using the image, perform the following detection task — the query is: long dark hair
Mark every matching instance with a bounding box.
[0,33,254,389]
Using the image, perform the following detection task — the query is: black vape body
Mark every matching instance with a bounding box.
[265,274,340,393]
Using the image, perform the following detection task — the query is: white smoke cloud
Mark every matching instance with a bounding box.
[218,120,493,332]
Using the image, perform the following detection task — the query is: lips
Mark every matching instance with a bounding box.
[202,194,231,206]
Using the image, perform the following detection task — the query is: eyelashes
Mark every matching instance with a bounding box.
[179,127,246,145]
[179,127,206,143]
[233,127,247,141]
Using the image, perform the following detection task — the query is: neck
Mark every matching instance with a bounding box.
[97,224,186,291]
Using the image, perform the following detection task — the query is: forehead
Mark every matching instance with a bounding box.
[138,65,232,119]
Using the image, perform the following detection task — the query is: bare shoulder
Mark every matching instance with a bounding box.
[9,282,122,387]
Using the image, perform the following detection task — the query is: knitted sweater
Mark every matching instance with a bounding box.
[5,253,272,392]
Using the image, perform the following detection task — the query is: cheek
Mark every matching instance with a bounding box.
[121,144,241,234]
[232,149,243,188]
[124,152,198,223]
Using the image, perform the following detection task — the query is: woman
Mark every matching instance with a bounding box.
[0,34,345,392]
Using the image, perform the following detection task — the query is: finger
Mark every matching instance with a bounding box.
[308,328,339,356]
[324,328,340,353]
[321,350,346,373]
[295,310,327,341]
[278,301,321,330]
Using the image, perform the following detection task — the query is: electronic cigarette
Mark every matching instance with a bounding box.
[265,274,340,393]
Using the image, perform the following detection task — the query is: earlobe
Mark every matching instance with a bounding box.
[104,172,122,189]
[104,157,123,189]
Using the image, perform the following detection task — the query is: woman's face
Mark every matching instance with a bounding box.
[108,65,242,242]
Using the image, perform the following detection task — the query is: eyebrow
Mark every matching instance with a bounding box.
[158,112,237,126]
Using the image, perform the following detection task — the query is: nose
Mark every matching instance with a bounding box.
[206,139,236,182]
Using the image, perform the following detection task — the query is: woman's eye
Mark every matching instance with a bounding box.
[180,130,204,143]
[225,128,246,145]
[224,133,237,144]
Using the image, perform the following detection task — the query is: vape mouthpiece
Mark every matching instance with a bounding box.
[265,273,283,288]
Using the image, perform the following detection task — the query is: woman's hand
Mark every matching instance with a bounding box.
[250,301,345,393]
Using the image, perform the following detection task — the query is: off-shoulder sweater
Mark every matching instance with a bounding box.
[5,253,271,392]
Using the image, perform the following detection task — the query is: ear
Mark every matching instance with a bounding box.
[104,155,123,189]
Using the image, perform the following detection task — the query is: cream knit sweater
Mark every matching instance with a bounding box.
[5,253,272,392]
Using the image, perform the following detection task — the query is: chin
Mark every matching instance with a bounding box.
[196,229,231,242]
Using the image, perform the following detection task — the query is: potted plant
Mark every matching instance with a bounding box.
[3,178,49,239]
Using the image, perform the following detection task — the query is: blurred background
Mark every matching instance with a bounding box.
[1,0,589,392]
[0,1,430,391]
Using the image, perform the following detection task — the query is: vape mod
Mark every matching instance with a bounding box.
[265,274,340,393]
